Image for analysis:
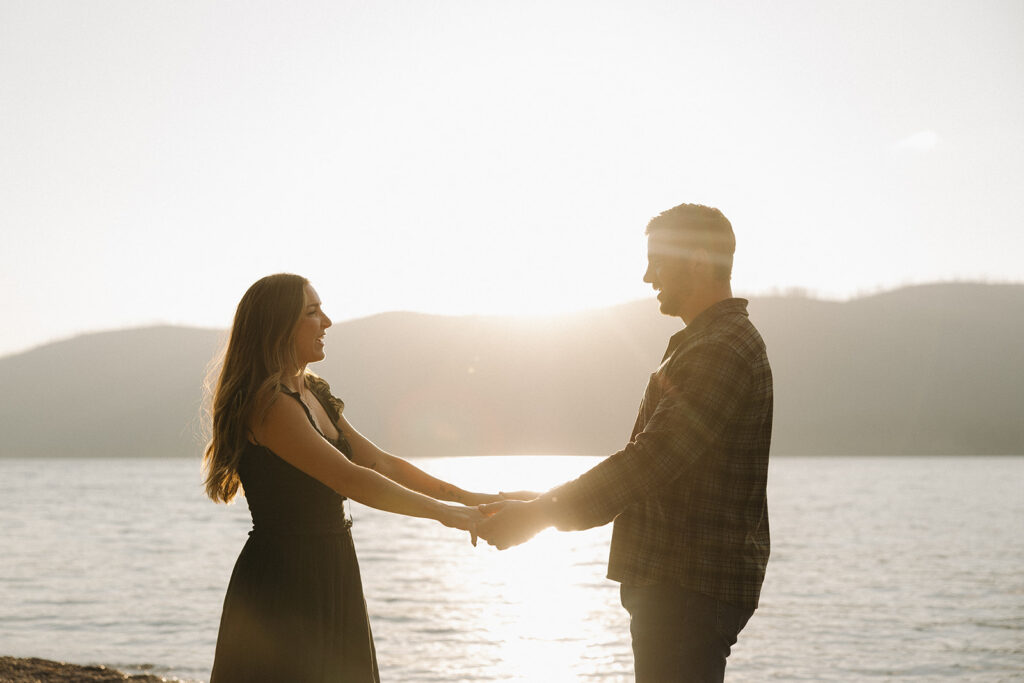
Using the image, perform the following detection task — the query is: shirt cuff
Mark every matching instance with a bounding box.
[541,478,609,531]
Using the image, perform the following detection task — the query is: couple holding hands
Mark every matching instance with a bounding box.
[203,203,773,683]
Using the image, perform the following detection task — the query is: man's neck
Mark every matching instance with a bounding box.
[678,284,733,325]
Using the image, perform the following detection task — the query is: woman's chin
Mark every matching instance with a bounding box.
[299,350,327,365]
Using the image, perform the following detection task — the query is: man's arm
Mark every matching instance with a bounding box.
[477,341,751,549]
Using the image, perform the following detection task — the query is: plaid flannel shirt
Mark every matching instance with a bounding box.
[545,298,773,609]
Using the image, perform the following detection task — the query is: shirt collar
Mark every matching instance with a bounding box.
[663,298,749,360]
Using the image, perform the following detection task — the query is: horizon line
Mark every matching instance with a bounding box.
[2,278,1020,361]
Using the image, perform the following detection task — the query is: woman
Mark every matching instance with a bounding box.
[204,273,493,682]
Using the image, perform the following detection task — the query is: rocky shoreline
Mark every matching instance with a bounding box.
[0,656,177,682]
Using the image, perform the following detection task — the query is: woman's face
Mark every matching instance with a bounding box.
[292,283,332,366]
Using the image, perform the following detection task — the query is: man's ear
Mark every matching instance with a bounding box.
[691,247,712,276]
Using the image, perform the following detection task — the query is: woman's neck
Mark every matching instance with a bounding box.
[282,367,307,394]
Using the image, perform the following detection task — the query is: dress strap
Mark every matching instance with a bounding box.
[278,382,354,459]
[281,388,327,439]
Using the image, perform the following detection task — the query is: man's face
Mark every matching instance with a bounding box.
[643,232,695,317]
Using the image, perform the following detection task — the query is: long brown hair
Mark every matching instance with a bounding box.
[203,273,309,502]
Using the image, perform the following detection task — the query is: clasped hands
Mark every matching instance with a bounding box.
[467,490,552,550]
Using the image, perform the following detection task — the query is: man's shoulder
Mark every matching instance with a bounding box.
[698,310,766,359]
[662,326,759,379]
[662,300,767,370]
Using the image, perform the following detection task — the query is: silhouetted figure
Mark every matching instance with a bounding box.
[204,274,495,682]
[479,204,773,682]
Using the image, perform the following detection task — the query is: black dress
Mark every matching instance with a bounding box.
[210,379,380,682]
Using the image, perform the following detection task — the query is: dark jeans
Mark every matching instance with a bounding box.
[620,584,754,683]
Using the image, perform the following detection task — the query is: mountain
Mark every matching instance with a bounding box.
[752,283,1024,454]
[1,283,1021,458]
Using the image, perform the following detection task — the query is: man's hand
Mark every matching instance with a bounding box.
[476,499,552,550]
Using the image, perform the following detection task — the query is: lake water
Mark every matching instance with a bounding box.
[0,455,1022,682]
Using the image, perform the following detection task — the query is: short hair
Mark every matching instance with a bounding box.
[645,203,735,281]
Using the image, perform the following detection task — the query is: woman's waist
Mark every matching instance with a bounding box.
[246,499,352,535]
[248,514,353,536]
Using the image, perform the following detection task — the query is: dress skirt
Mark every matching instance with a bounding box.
[210,526,380,683]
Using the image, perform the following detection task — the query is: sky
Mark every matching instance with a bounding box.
[2,0,1023,357]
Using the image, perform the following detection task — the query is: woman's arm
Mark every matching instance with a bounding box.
[336,413,501,506]
[254,396,483,533]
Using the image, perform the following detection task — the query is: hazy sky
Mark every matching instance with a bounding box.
[2,0,1022,357]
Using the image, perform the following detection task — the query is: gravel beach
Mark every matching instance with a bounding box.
[0,657,174,682]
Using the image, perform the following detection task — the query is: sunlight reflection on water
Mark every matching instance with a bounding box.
[352,456,632,682]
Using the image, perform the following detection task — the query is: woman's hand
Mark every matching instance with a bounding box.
[459,491,504,506]
[437,503,488,546]
[476,498,554,550]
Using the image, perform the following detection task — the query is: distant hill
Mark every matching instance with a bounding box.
[1,283,1021,458]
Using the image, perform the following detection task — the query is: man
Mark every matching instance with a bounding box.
[477,203,773,682]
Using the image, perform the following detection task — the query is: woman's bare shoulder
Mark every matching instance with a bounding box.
[252,390,313,442]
